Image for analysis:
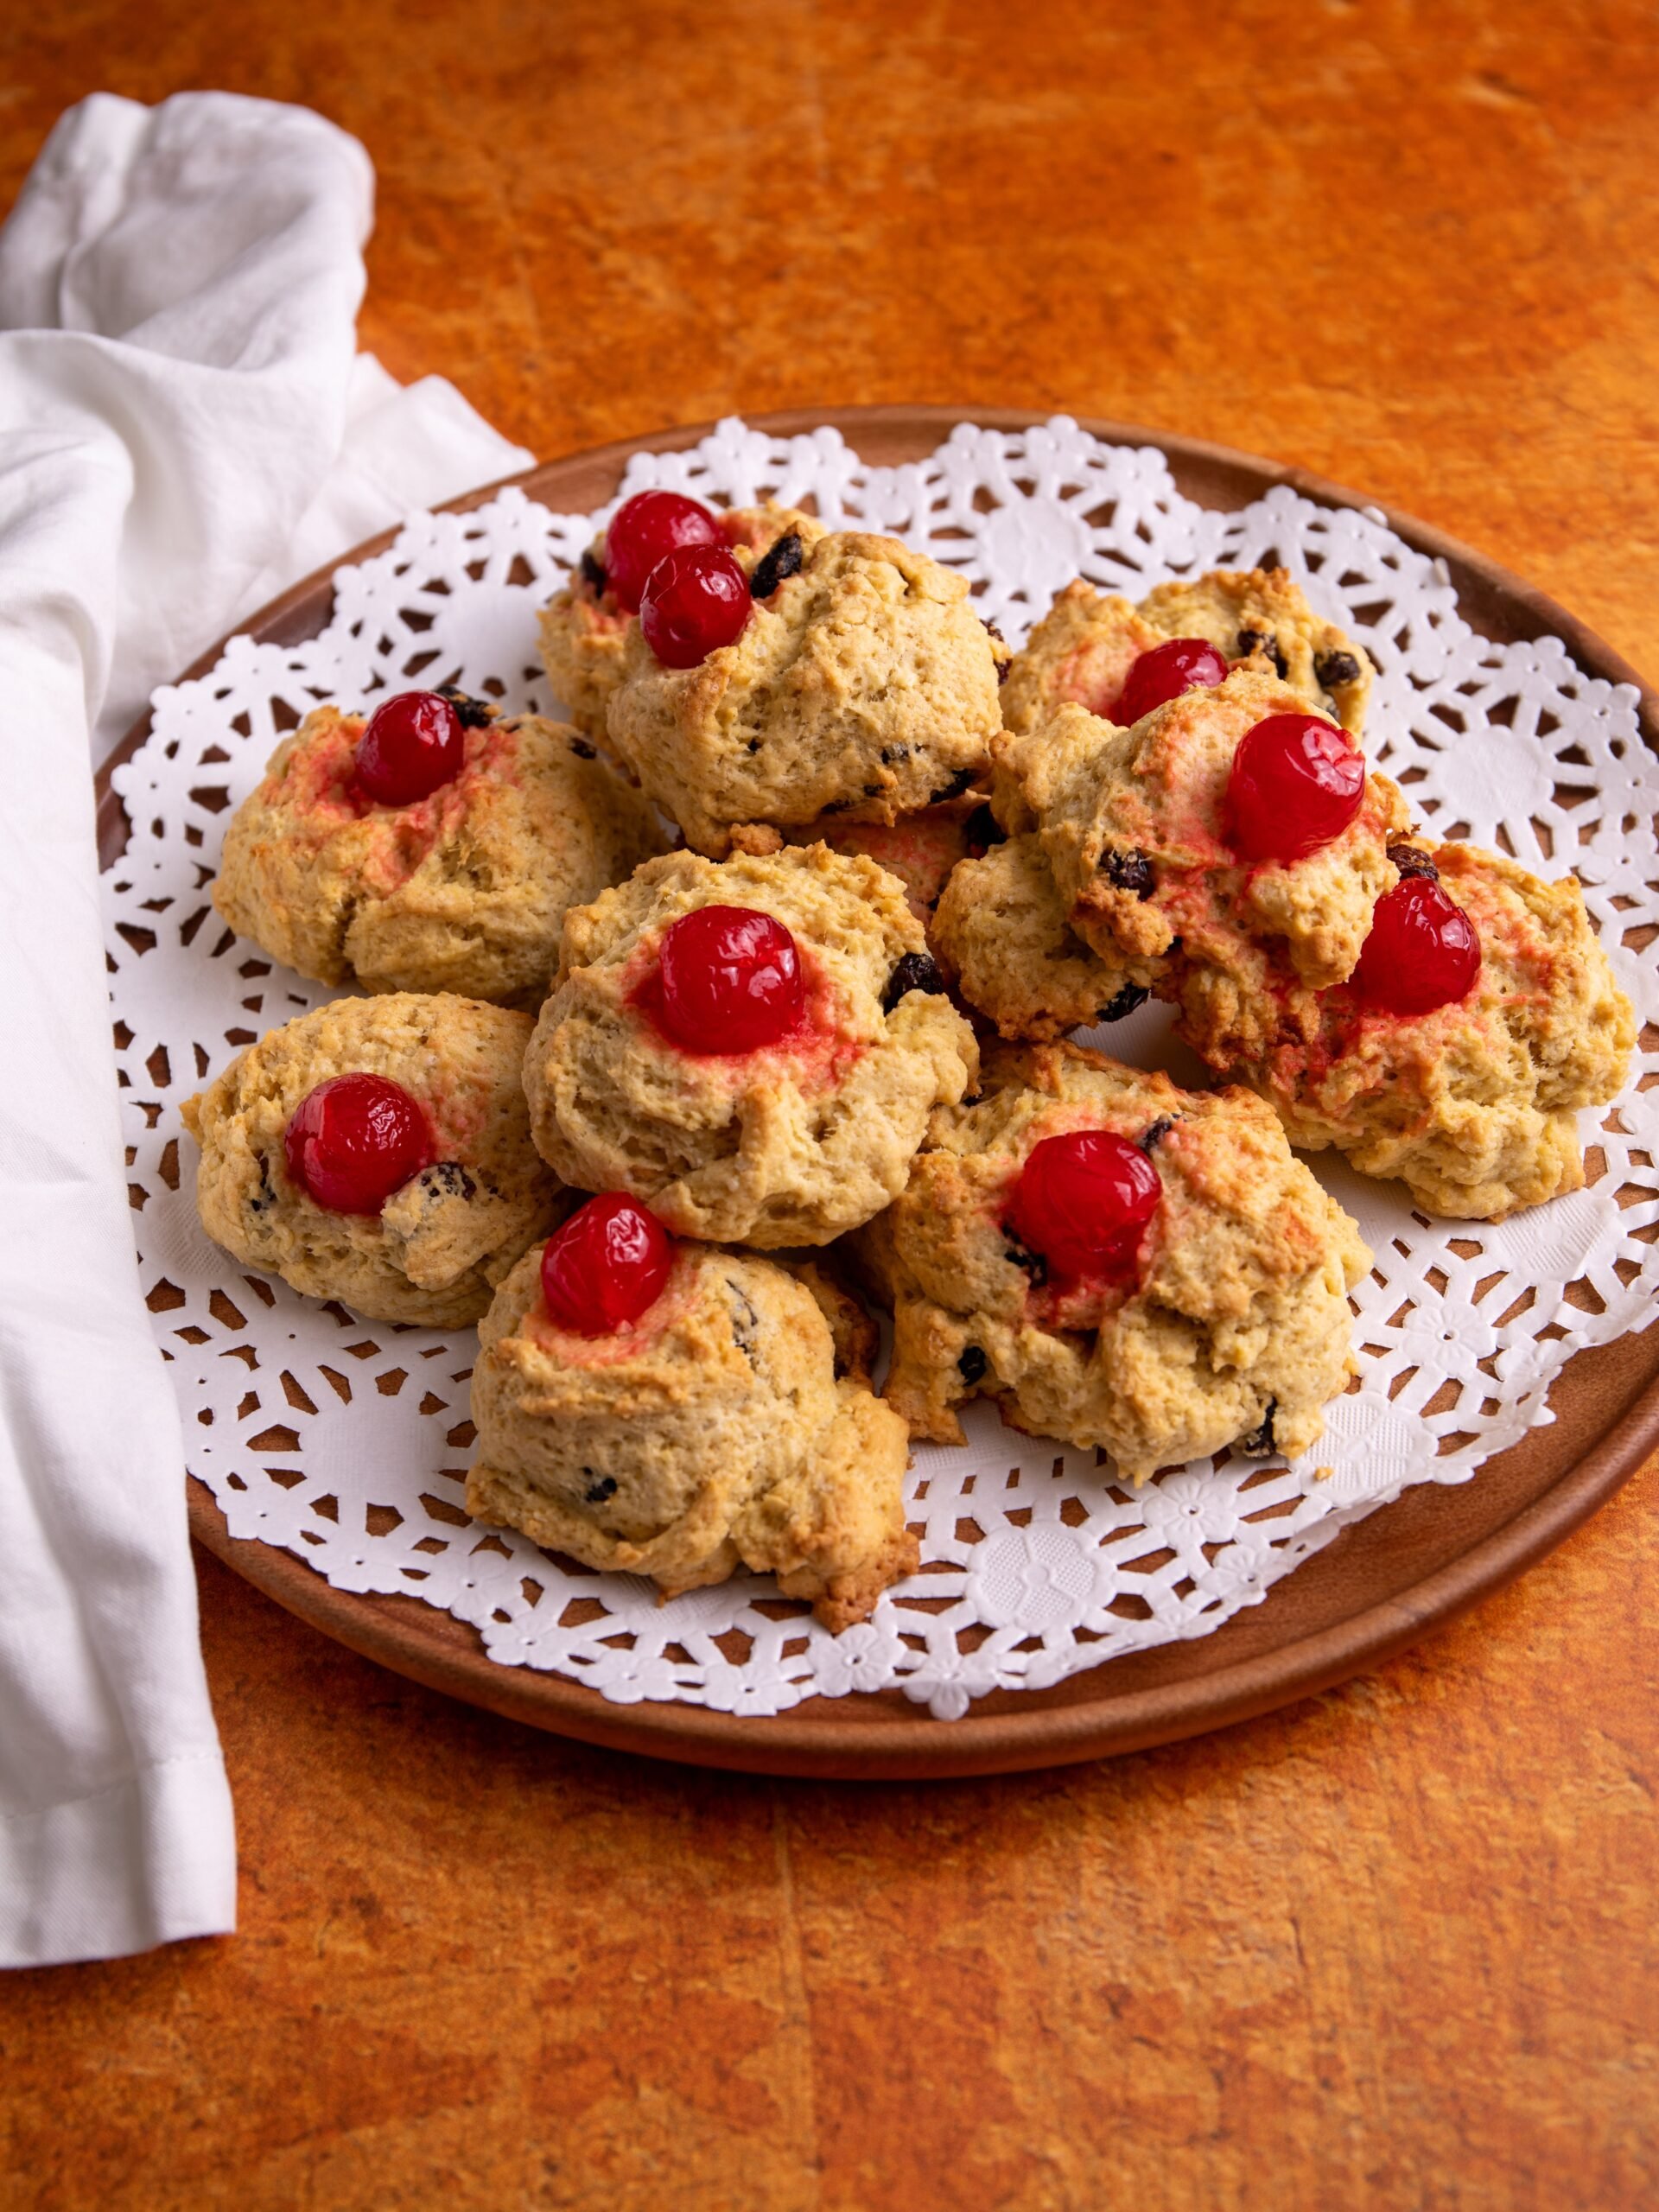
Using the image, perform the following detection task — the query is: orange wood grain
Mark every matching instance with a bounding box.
[2,5,1657,2205]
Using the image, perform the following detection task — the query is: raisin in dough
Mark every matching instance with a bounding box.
[857,1041,1370,1480]
[467,1240,917,1630]
[181,994,568,1326]
[524,843,980,1247]
[1002,566,1373,740]
[213,702,662,1006]
[603,530,1007,857]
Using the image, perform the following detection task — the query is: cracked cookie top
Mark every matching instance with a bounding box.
[181,994,567,1327]
[523,842,980,1246]
[602,529,1007,857]
[856,1040,1370,1480]
[212,698,663,1006]
[1002,567,1373,740]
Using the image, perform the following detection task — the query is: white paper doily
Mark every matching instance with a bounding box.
[104,416,1659,1721]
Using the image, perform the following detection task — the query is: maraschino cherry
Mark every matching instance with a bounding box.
[604,489,722,613]
[1352,876,1481,1015]
[541,1193,673,1335]
[649,905,805,1053]
[1007,1129,1161,1284]
[283,1073,433,1214]
[1113,637,1229,726]
[639,544,752,668]
[1228,712,1364,863]
[354,690,466,806]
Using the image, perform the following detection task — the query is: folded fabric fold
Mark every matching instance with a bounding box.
[0,88,531,1969]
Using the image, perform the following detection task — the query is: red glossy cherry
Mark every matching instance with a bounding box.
[283,1073,433,1215]
[1007,1129,1161,1284]
[541,1193,673,1336]
[1113,637,1229,726]
[354,690,466,806]
[639,544,752,668]
[652,904,805,1053]
[1228,713,1365,863]
[1352,875,1481,1015]
[605,490,721,614]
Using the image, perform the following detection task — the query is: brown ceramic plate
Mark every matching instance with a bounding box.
[98,406,1659,1780]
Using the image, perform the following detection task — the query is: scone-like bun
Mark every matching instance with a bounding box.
[1231,842,1636,1220]
[466,1240,918,1630]
[524,844,980,1246]
[1002,568,1373,740]
[537,504,825,737]
[604,530,1008,856]
[857,1043,1370,1481]
[180,995,568,1326]
[932,830,1141,1040]
[213,700,663,1006]
[994,670,1410,1037]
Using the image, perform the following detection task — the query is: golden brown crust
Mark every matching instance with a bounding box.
[182,994,568,1326]
[856,1041,1369,1480]
[1230,842,1636,1218]
[604,530,1006,856]
[213,705,663,1006]
[467,1241,913,1630]
[932,831,1139,1039]
[524,843,980,1247]
[1001,568,1373,739]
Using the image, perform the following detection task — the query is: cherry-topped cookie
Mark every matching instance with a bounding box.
[523,843,980,1246]
[213,690,663,1006]
[856,1041,1369,1480]
[1002,566,1374,741]
[466,1197,917,1631]
[1223,840,1635,1219]
[181,995,568,1326]
[982,667,1409,1051]
[601,529,1008,857]
[537,498,826,737]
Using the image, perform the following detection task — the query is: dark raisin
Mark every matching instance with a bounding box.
[930,768,977,804]
[1237,1399,1278,1457]
[1002,1234,1049,1289]
[248,1154,276,1215]
[863,784,881,797]
[1388,842,1440,882]
[422,1161,478,1201]
[1236,628,1288,680]
[996,661,1010,687]
[569,737,596,760]
[726,1279,761,1368]
[820,798,852,814]
[1315,650,1361,690]
[1097,982,1149,1022]
[883,952,946,1011]
[748,531,804,600]
[747,738,762,753]
[1102,847,1155,898]
[583,1471,619,1503]
[579,548,607,594]
[982,618,1010,684]
[958,1345,988,1386]
[1139,1116,1176,1153]
[436,685,494,728]
[880,743,910,765]
[963,803,1005,855]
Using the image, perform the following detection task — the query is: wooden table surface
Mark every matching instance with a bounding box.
[4,6,1658,2206]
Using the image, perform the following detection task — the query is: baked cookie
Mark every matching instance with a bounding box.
[181,994,568,1327]
[857,1042,1370,1480]
[931,830,1143,1040]
[603,530,1008,856]
[213,690,663,1007]
[993,671,1411,1051]
[1002,568,1373,740]
[1228,841,1635,1219]
[732,793,992,940]
[524,842,980,1247]
[537,502,827,737]
[466,1205,917,1630]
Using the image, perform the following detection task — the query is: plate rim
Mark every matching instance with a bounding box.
[99,404,1659,1779]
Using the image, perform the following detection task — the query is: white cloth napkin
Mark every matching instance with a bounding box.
[0,90,531,1967]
